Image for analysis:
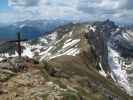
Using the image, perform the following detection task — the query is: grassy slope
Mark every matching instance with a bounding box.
[42,54,133,100]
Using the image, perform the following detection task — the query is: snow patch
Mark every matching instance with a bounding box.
[65,39,72,44]
[98,62,107,77]
[22,47,34,58]
[69,31,73,37]
[40,38,48,44]
[88,25,96,32]
[47,32,57,41]
[63,39,80,49]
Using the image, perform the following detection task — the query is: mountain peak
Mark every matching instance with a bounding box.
[0,20,133,99]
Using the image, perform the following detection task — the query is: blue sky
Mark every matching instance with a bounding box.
[0,0,9,11]
[0,0,133,24]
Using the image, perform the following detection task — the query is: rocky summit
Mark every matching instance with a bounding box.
[0,20,133,100]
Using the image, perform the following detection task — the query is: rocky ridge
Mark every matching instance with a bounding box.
[0,20,133,99]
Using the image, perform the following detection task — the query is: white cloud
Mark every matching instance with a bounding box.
[77,0,133,23]
[8,0,40,8]
[0,0,132,24]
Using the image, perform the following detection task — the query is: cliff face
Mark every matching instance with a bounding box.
[86,20,117,72]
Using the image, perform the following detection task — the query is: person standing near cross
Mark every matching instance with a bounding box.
[9,32,27,58]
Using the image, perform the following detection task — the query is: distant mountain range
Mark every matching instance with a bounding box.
[0,19,70,41]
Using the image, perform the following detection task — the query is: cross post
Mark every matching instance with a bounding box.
[8,32,27,58]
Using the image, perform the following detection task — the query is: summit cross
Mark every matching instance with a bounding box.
[8,32,27,58]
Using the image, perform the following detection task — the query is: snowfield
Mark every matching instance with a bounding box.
[108,46,131,94]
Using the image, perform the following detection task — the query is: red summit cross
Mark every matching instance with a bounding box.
[8,32,27,58]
